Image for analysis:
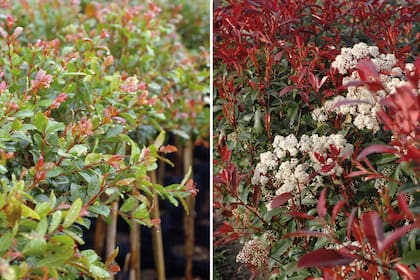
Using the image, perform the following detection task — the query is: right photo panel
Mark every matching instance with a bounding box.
[213,1,420,279]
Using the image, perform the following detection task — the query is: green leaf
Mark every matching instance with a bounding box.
[132,203,149,220]
[402,250,420,265]
[36,217,48,235]
[399,183,420,194]
[88,205,110,217]
[33,111,48,133]
[69,144,88,156]
[85,153,101,165]
[49,211,62,233]
[21,204,40,220]
[63,198,83,228]
[0,232,12,254]
[171,128,189,139]
[154,131,166,148]
[120,196,136,212]
[89,265,110,279]
[45,120,65,136]
[22,233,47,257]
[46,167,63,178]
[119,134,140,164]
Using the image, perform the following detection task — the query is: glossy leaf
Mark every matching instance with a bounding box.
[297,249,355,268]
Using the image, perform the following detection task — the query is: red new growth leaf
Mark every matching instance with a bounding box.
[378,223,417,255]
[317,188,327,218]
[297,249,355,268]
[356,59,383,91]
[361,211,384,251]
[270,192,292,209]
[159,145,177,154]
[357,144,398,160]
[332,199,347,225]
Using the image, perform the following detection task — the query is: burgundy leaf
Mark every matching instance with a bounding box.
[253,185,262,208]
[284,230,329,239]
[317,188,327,218]
[279,85,294,97]
[289,211,316,220]
[357,144,398,160]
[270,192,292,209]
[361,211,384,251]
[397,193,414,220]
[395,263,415,280]
[356,59,380,83]
[297,249,355,268]
[331,199,347,225]
[378,223,417,255]
[346,208,357,241]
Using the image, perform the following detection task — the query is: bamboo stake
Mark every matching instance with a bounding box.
[129,213,140,280]
[106,200,119,280]
[150,170,166,280]
[184,138,195,280]
[94,216,106,257]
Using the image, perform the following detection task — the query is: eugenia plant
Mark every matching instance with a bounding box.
[0,0,208,279]
[214,1,420,279]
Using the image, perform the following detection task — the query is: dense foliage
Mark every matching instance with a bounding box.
[0,0,209,279]
[214,1,420,279]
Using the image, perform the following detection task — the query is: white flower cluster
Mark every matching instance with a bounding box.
[236,234,273,267]
[313,43,419,132]
[252,133,353,209]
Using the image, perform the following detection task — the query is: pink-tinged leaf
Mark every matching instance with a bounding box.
[319,76,329,89]
[362,211,384,251]
[356,59,380,83]
[343,80,365,88]
[321,162,336,173]
[317,188,327,218]
[309,72,318,92]
[289,211,316,220]
[215,222,234,235]
[279,85,294,97]
[378,223,417,255]
[357,144,398,160]
[415,265,420,280]
[253,185,262,208]
[331,199,347,225]
[347,208,357,241]
[297,249,355,268]
[347,170,370,178]
[397,193,414,220]
[332,99,371,110]
[270,192,292,209]
[284,230,330,239]
[395,263,415,280]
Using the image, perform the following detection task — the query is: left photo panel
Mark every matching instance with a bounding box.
[0,1,210,279]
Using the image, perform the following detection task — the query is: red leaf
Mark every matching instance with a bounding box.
[159,145,178,154]
[361,211,384,251]
[378,223,417,255]
[284,230,329,239]
[357,144,398,160]
[253,185,262,208]
[279,85,294,97]
[317,188,327,218]
[356,59,380,83]
[215,222,234,235]
[289,211,315,220]
[297,249,355,268]
[395,263,415,280]
[270,192,292,209]
[331,199,347,225]
[397,193,414,220]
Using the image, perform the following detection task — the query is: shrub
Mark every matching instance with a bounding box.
[0,0,208,279]
[214,1,420,279]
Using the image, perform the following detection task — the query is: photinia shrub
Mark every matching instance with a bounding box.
[0,0,208,279]
[214,1,420,279]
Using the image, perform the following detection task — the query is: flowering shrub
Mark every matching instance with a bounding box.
[0,0,208,279]
[214,1,420,279]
